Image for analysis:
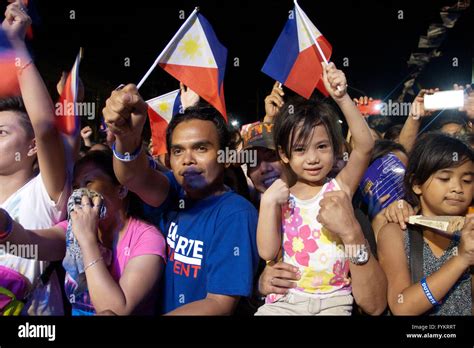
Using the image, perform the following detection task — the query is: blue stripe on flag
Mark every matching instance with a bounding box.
[173,90,182,116]
[0,28,13,51]
[261,10,299,84]
[198,14,227,95]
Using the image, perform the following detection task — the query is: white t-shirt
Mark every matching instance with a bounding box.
[0,174,70,315]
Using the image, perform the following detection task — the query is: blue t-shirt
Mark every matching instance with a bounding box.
[154,171,259,314]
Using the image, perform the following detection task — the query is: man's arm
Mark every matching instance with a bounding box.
[3,2,66,202]
[166,294,239,315]
[102,84,170,207]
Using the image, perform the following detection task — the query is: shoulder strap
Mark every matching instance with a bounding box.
[409,228,424,283]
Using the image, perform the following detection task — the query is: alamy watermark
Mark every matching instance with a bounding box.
[217,147,257,167]
[55,100,96,120]
[0,242,38,259]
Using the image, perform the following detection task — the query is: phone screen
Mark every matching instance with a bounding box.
[424,90,464,110]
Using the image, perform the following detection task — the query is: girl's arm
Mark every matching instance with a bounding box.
[81,240,164,315]
[3,2,66,202]
[257,179,289,261]
[0,209,66,261]
[321,63,374,197]
[377,222,472,315]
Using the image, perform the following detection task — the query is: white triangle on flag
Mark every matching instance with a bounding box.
[158,16,217,69]
[295,6,323,52]
[147,89,180,123]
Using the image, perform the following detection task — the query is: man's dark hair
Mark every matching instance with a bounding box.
[370,139,407,165]
[166,105,231,153]
[0,96,34,139]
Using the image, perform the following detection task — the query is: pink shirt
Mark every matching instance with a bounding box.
[57,217,166,281]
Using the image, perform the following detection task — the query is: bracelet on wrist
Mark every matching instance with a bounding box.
[112,142,142,162]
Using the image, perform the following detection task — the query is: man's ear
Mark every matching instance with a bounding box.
[278,146,290,164]
[27,138,38,157]
[118,185,129,199]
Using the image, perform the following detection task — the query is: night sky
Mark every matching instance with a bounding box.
[3,0,473,130]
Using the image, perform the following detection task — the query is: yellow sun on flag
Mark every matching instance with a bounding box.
[158,102,170,113]
[178,34,202,60]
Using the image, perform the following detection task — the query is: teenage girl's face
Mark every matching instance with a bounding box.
[72,163,124,216]
[0,111,36,175]
[281,124,334,186]
[415,160,474,216]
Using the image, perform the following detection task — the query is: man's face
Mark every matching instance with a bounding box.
[247,147,282,193]
[169,119,225,198]
[0,111,35,175]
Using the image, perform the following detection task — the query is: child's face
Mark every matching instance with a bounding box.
[281,124,334,186]
[415,160,474,216]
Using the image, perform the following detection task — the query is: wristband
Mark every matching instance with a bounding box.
[17,59,33,76]
[0,209,13,241]
[112,142,142,162]
[420,277,442,306]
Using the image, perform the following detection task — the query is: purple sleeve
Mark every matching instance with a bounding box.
[54,220,68,233]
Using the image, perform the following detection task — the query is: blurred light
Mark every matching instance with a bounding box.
[231,120,239,127]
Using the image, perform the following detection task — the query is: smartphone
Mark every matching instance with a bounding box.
[357,99,383,115]
[424,90,464,110]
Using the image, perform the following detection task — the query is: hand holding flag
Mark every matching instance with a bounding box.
[2,0,31,46]
[321,62,348,100]
[102,84,148,140]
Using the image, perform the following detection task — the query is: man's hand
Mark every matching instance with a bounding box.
[258,261,300,296]
[102,84,148,140]
[2,0,31,46]
[261,179,290,206]
[409,89,438,120]
[322,62,348,100]
[264,81,285,121]
[454,84,474,120]
[382,199,416,230]
[317,190,361,243]
[180,82,200,111]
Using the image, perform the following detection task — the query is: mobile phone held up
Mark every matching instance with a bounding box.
[424,90,464,110]
[357,99,383,116]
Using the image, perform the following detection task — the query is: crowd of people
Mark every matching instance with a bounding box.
[1,1,474,316]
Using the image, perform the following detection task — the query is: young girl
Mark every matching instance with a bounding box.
[256,63,386,315]
[0,150,166,315]
[377,133,474,315]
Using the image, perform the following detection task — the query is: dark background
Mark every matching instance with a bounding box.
[2,0,472,129]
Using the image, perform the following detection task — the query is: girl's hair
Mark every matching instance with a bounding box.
[370,139,407,165]
[404,132,474,207]
[273,95,343,160]
[383,124,403,141]
[0,97,34,139]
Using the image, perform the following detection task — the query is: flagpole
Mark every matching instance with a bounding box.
[137,7,200,90]
[294,0,344,91]
[293,0,328,65]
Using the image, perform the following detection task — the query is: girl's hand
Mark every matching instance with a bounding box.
[262,179,290,206]
[71,194,101,247]
[2,0,31,46]
[322,62,347,100]
[459,214,474,267]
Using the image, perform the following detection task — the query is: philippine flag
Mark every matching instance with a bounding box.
[157,12,227,120]
[56,49,82,135]
[261,2,332,99]
[0,28,20,97]
[147,89,182,156]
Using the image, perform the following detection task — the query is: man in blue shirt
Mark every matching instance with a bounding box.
[102,84,259,315]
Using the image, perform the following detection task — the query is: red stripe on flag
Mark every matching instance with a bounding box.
[148,106,169,157]
[0,59,20,97]
[159,63,227,121]
[56,72,78,135]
